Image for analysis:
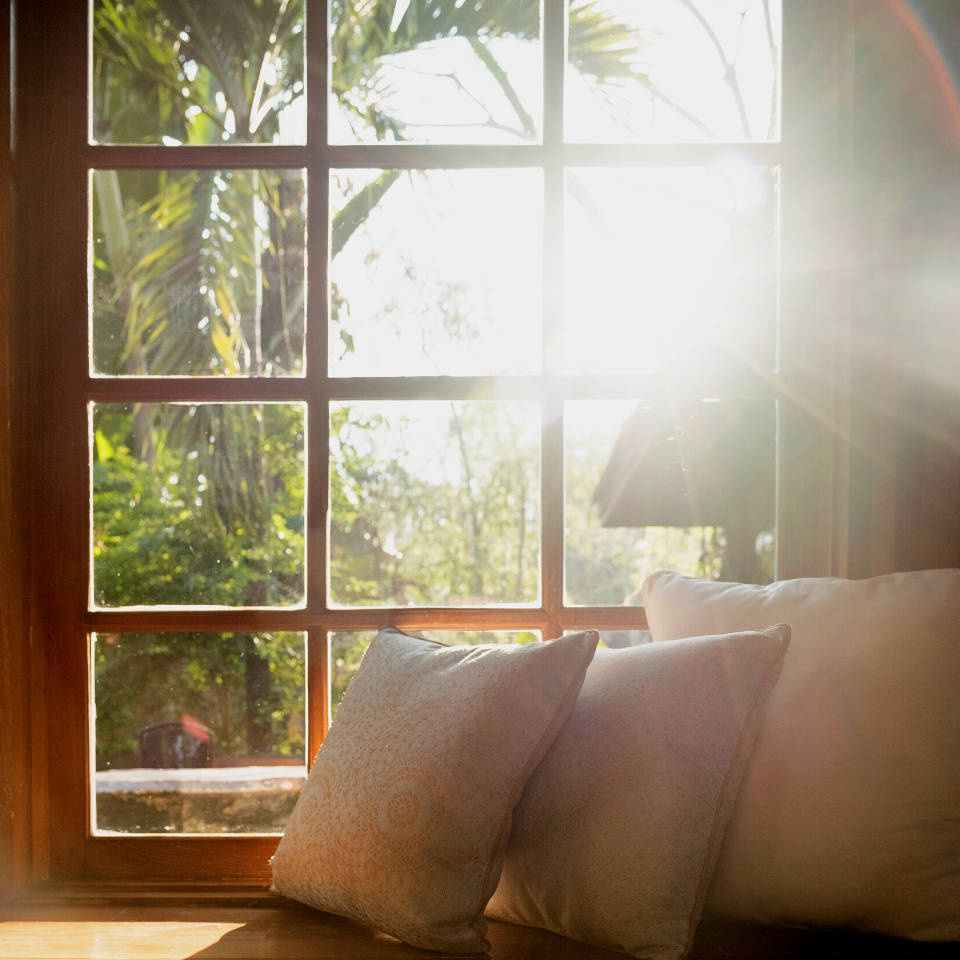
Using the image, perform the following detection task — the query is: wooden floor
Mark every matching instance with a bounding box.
[1,885,957,960]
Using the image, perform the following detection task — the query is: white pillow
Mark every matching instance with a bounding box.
[271,628,599,953]
[642,569,960,941]
[486,627,790,960]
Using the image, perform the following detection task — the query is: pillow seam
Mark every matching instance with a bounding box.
[469,635,598,941]
[679,633,790,960]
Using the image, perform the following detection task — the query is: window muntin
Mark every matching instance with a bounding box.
[82,0,783,847]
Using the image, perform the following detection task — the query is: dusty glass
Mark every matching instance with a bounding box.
[92,402,305,607]
[92,169,306,377]
[565,398,776,604]
[330,168,542,376]
[93,631,306,834]
[563,165,778,375]
[330,630,541,717]
[330,401,540,606]
[91,0,305,145]
[330,0,542,144]
[566,0,780,142]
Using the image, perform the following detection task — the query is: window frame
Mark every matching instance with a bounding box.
[10,0,852,884]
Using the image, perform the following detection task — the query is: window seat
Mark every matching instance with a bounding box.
[1,884,956,960]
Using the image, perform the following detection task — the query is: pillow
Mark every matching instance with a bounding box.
[641,569,960,941]
[271,627,599,953]
[485,626,790,960]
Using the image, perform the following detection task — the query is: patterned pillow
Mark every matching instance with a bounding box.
[486,626,790,960]
[272,627,599,953]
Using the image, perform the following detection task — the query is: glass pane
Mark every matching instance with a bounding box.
[563,166,778,375]
[330,630,540,718]
[330,0,541,144]
[92,403,305,607]
[92,170,306,377]
[566,0,780,142]
[565,398,776,604]
[93,632,306,835]
[565,629,651,649]
[92,1,305,145]
[329,169,542,376]
[330,402,540,606]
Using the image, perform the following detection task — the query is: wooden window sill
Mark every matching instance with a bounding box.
[1,883,956,959]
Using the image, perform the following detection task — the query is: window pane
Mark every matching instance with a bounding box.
[92,403,305,607]
[566,0,780,143]
[565,630,651,648]
[330,402,540,606]
[565,399,776,604]
[92,0,305,145]
[93,632,305,835]
[330,0,541,144]
[329,169,542,376]
[92,170,306,377]
[563,166,778,374]
[330,630,540,718]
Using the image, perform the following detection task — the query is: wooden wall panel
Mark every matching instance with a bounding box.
[776,0,851,580]
[13,0,90,880]
[893,0,960,571]
[846,0,960,575]
[0,0,34,900]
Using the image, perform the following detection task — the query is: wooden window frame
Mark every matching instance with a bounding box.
[6,0,852,886]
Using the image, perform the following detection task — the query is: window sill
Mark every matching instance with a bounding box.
[1,882,954,959]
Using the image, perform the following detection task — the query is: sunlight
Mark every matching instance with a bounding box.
[0,921,244,958]
[563,163,776,375]
[330,169,542,377]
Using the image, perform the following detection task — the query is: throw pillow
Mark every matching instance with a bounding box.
[486,626,790,960]
[272,627,599,953]
[642,569,960,941]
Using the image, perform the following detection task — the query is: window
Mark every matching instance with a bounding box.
[13,0,850,882]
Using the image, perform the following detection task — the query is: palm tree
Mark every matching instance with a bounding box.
[91,0,778,560]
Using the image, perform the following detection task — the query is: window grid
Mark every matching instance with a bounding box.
[79,0,783,863]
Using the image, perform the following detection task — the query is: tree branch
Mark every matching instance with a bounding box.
[385,61,530,139]
[469,37,537,140]
[642,80,718,139]
[331,169,403,259]
[677,0,751,138]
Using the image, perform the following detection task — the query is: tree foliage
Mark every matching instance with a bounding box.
[330,403,540,606]
[89,0,778,789]
[95,631,306,769]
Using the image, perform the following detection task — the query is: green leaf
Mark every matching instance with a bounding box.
[95,429,115,462]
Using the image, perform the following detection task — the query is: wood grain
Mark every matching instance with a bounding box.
[84,608,648,633]
[83,840,280,884]
[0,0,32,900]
[15,0,957,895]
[1,895,957,960]
[16,0,92,881]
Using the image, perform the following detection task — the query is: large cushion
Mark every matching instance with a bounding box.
[486,626,790,960]
[642,569,960,941]
[271,627,599,953]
